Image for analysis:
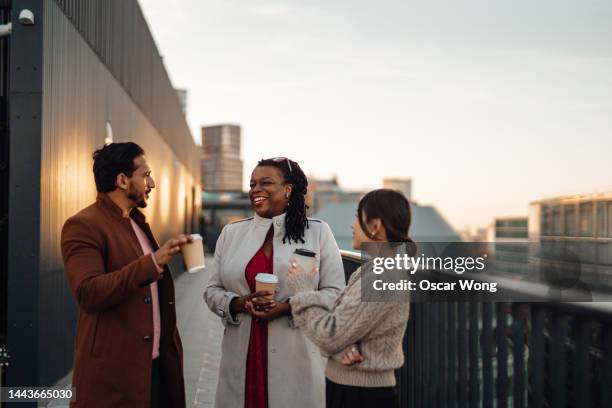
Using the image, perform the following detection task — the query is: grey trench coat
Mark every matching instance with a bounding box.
[204,212,346,407]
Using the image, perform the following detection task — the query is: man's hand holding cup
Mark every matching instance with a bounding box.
[154,234,193,266]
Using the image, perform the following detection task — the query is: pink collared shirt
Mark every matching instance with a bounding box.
[130,219,161,359]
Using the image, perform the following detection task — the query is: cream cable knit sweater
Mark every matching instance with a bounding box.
[288,266,410,387]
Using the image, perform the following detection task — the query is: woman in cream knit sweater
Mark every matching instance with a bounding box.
[286,189,413,408]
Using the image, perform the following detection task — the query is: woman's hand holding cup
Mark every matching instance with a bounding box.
[230,291,273,317]
[250,294,276,312]
[245,299,291,322]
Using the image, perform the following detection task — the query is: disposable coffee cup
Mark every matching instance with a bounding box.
[292,249,317,274]
[255,273,279,300]
[181,234,205,273]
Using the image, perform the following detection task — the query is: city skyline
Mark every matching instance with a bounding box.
[140,0,612,230]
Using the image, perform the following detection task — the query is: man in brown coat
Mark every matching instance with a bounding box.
[61,142,191,407]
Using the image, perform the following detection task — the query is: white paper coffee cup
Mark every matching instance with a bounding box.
[181,234,205,273]
[255,273,279,300]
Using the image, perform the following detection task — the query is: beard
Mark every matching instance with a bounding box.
[127,185,147,208]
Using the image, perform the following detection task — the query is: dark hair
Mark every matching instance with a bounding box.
[257,158,309,244]
[92,142,145,193]
[358,189,414,245]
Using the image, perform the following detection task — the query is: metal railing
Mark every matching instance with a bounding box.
[339,250,612,408]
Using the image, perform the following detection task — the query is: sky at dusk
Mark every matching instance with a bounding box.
[140,0,612,231]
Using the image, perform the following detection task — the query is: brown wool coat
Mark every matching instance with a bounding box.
[61,193,185,408]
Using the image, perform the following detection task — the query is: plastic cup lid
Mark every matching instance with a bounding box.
[255,273,279,284]
[189,234,203,241]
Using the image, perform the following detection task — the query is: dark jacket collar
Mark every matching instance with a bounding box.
[96,192,146,224]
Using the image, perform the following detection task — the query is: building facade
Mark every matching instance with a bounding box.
[0,0,201,389]
[201,124,243,192]
[491,217,529,275]
[528,193,612,292]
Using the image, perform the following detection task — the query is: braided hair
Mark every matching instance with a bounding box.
[257,158,309,244]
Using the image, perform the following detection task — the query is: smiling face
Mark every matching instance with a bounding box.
[123,155,155,208]
[249,165,292,218]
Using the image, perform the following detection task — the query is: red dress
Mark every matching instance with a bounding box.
[244,247,273,408]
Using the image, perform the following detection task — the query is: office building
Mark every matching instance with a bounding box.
[201,124,243,192]
[528,193,612,291]
[491,217,529,275]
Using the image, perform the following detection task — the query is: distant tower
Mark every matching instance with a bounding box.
[383,177,412,201]
[200,124,243,192]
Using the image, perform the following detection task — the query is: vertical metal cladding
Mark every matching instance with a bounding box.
[6,0,44,390]
[51,0,199,177]
[32,0,201,385]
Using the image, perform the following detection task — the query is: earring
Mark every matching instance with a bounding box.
[285,193,290,199]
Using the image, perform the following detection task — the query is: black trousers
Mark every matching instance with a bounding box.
[326,378,399,408]
[151,358,161,408]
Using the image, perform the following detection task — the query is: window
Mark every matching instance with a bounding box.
[510,219,527,228]
[552,205,562,236]
[541,205,550,236]
[608,201,612,238]
[597,201,606,238]
[579,202,593,237]
[563,204,576,237]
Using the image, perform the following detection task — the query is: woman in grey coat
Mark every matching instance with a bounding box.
[204,157,346,408]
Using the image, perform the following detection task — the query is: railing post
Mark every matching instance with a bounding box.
[496,303,509,408]
[469,300,479,408]
[458,302,468,408]
[482,302,494,408]
[574,319,591,407]
[528,306,545,408]
[415,303,423,408]
[431,302,440,408]
[439,300,448,408]
[448,302,458,408]
[600,326,612,407]
[551,314,569,408]
[512,304,527,408]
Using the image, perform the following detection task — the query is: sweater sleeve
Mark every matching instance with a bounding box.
[315,221,346,307]
[289,270,394,355]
